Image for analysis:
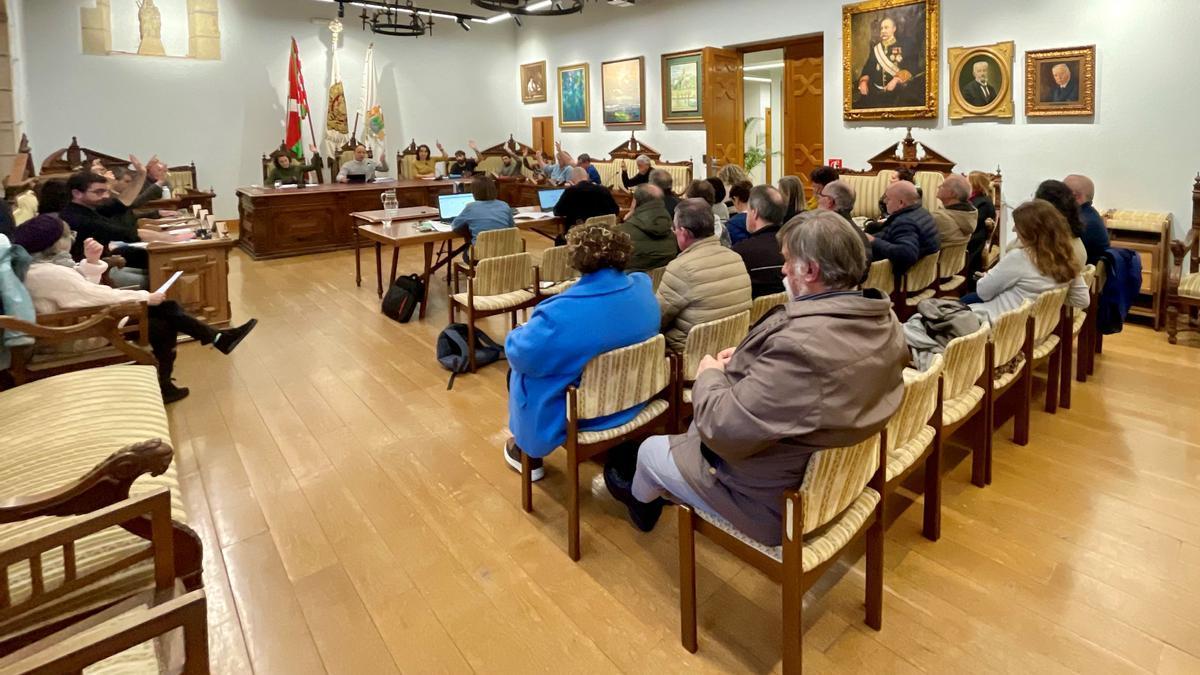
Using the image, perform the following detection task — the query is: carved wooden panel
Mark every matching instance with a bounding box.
[149,239,235,328]
[703,47,744,170]
[785,41,824,187]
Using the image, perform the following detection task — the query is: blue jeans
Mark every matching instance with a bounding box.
[960,291,983,305]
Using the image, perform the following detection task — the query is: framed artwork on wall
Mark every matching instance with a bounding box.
[1024,45,1095,117]
[947,41,1014,119]
[842,0,940,120]
[558,63,590,128]
[601,56,645,126]
[661,49,704,124]
[521,61,547,104]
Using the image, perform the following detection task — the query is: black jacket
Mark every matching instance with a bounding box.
[554,182,619,228]
[871,204,939,276]
[1079,202,1111,265]
[732,223,785,297]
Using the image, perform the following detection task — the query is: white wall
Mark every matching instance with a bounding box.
[22,0,519,216]
[513,0,1200,235]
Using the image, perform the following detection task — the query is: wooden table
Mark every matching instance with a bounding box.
[351,207,442,297]
[236,178,467,260]
[147,235,238,329]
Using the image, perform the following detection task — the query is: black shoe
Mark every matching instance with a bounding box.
[214,318,258,355]
[161,382,190,404]
[603,460,665,532]
[503,438,544,481]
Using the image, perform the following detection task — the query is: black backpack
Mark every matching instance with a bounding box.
[436,323,505,389]
[381,274,425,323]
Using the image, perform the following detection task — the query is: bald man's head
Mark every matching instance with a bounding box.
[1063,174,1095,205]
[569,166,589,184]
[937,174,971,206]
[883,180,920,217]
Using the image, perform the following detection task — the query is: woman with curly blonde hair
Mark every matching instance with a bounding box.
[502,222,660,481]
[964,199,1089,321]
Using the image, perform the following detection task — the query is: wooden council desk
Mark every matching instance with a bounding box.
[236,178,466,260]
[147,235,238,329]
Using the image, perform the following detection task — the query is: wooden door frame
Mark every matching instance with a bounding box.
[531,116,554,156]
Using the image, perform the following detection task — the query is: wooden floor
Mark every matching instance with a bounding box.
[166,237,1200,674]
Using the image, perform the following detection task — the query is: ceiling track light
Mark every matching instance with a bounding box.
[470,0,585,16]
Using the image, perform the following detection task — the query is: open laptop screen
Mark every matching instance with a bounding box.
[437,193,475,220]
[538,188,565,210]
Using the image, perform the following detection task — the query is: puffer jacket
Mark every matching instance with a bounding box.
[656,236,752,352]
[619,200,678,272]
[871,203,940,275]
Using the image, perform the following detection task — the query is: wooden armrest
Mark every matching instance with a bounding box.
[0,590,207,675]
[1,302,151,355]
[1168,228,1198,292]
[0,439,173,524]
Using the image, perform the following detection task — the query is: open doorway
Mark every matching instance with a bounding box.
[739,35,823,194]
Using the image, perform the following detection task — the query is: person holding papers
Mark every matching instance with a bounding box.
[336,144,390,182]
[452,175,514,246]
[13,214,258,403]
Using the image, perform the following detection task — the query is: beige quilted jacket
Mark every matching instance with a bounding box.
[656,236,752,352]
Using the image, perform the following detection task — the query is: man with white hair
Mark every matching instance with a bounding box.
[1064,173,1110,264]
[552,166,619,238]
[867,180,939,275]
[931,174,977,248]
[1048,63,1078,102]
[962,60,997,107]
[622,154,653,189]
[536,148,575,184]
[605,211,909,539]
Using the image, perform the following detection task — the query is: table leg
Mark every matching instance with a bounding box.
[420,241,434,320]
[390,246,399,288]
[355,222,362,287]
[375,241,383,298]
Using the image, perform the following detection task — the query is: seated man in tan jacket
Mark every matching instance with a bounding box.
[930,174,977,248]
[605,211,910,540]
[655,198,752,352]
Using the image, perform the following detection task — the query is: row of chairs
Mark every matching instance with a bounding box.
[863,241,970,320]
[516,265,1103,672]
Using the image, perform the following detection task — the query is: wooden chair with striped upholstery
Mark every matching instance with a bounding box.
[452,227,525,288]
[862,259,894,296]
[894,251,940,320]
[449,252,541,372]
[935,242,969,296]
[985,301,1035,483]
[519,334,673,561]
[883,356,944,541]
[583,214,618,229]
[750,292,788,324]
[1060,264,1097,409]
[646,266,667,293]
[938,324,992,487]
[671,311,751,432]
[1028,287,1070,414]
[537,245,579,297]
[679,430,888,674]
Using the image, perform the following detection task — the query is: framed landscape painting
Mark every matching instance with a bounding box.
[947,41,1014,119]
[842,0,940,120]
[558,63,590,128]
[662,49,703,124]
[521,61,547,104]
[601,56,645,126]
[1025,45,1095,117]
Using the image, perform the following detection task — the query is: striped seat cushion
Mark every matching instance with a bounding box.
[682,388,692,404]
[452,289,537,312]
[905,288,936,306]
[696,488,880,572]
[885,426,936,480]
[1032,334,1061,360]
[575,399,668,445]
[539,279,577,296]
[0,365,186,639]
[1180,273,1200,299]
[993,355,1026,390]
[943,385,984,426]
[1072,310,1086,337]
[939,275,966,292]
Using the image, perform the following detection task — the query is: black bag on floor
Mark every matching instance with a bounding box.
[436,323,505,389]
[381,274,424,323]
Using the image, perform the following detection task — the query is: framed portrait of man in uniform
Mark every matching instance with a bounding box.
[1025,45,1095,117]
[948,41,1014,120]
[843,0,940,121]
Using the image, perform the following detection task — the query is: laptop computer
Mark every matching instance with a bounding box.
[346,173,368,184]
[437,192,475,223]
[538,188,566,211]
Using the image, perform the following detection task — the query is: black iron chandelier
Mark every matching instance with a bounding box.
[331,0,617,37]
[360,1,433,37]
[470,1,586,16]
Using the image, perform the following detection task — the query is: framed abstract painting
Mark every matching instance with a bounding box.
[558,63,590,128]
[601,56,645,126]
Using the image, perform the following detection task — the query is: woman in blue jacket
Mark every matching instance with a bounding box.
[503,222,659,481]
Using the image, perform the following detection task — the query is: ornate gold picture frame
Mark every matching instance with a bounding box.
[520,61,547,104]
[843,0,940,121]
[558,63,590,129]
[948,41,1014,119]
[1025,45,1095,117]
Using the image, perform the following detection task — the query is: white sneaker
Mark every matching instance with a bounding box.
[503,439,544,481]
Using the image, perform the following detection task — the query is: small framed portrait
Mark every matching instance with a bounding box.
[947,41,1014,119]
[601,56,645,126]
[557,63,590,128]
[520,61,547,104]
[843,0,940,121]
[661,49,704,124]
[1025,45,1095,117]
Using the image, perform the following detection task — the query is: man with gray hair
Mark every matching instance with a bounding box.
[931,174,977,248]
[622,154,653,189]
[655,198,751,352]
[649,168,679,216]
[817,179,856,222]
[732,185,787,297]
[605,210,909,538]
